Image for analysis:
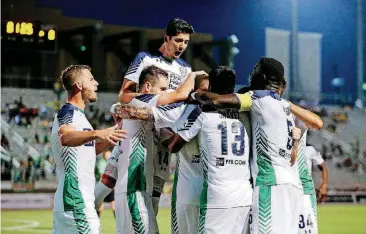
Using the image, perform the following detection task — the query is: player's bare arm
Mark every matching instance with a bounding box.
[157,71,208,106]
[118,79,141,103]
[193,92,252,111]
[288,102,323,130]
[317,162,328,203]
[167,134,187,153]
[59,125,127,147]
[290,127,301,165]
[113,103,155,121]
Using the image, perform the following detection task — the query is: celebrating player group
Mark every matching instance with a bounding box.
[51,17,325,234]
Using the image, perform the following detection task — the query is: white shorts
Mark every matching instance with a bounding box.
[52,208,101,234]
[115,191,158,234]
[250,184,303,234]
[171,201,199,234]
[199,206,251,234]
[298,194,318,234]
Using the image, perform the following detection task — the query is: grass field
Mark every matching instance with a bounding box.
[2,205,366,234]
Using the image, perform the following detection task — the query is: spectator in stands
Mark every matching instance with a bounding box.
[1,133,10,151]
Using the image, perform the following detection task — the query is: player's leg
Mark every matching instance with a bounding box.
[103,190,115,218]
[115,193,134,234]
[142,191,160,234]
[298,194,318,234]
[152,175,165,215]
[111,200,116,218]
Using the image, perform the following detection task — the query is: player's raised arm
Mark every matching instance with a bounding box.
[290,127,301,165]
[119,52,151,103]
[288,102,323,130]
[156,71,207,106]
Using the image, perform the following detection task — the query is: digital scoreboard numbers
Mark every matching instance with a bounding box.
[1,20,57,53]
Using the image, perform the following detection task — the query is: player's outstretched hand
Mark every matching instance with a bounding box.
[292,127,301,140]
[95,126,127,146]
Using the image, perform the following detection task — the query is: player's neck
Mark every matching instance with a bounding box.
[66,95,86,111]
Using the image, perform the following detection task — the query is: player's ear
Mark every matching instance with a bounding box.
[164,35,169,42]
[74,80,83,91]
[145,82,152,92]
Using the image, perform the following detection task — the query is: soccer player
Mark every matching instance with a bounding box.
[119,17,194,100]
[95,150,115,218]
[168,66,253,234]
[297,138,328,234]
[51,65,127,234]
[190,58,323,234]
[95,73,209,233]
[119,18,195,212]
[96,66,201,234]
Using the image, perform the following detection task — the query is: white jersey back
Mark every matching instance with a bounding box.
[115,94,159,195]
[125,52,192,91]
[249,90,301,188]
[305,146,324,176]
[51,103,96,211]
[172,104,203,205]
[178,108,252,208]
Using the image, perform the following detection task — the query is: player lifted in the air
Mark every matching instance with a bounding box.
[119,18,195,213]
[168,66,253,234]
[51,65,127,234]
[190,58,323,234]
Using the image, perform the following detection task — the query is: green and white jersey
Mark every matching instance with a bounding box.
[249,90,301,189]
[115,94,159,195]
[296,130,315,195]
[151,102,187,181]
[51,103,96,211]
[172,104,203,205]
[305,145,324,176]
[177,107,252,208]
[125,52,192,91]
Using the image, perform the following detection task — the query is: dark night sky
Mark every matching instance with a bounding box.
[36,0,366,98]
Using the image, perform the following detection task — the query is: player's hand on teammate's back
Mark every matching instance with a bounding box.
[95,126,127,145]
[291,127,301,140]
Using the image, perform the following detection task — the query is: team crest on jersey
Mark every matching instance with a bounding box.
[216,157,225,166]
[192,155,200,163]
[283,103,291,115]
[179,66,187,78]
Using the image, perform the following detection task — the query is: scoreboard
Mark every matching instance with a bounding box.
[1,20,57,53]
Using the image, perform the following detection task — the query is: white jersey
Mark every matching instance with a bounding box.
[172,105,203,205]
[178,107,252,208]
[248,90,301,189]
[51,103,96,211]
[305,146,324,176]
[151,102,187,180]
[114,94,159,195]
[125,52,192,91]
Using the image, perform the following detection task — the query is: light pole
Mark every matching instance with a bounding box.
[290,0,299,99]
[357,0,364,105]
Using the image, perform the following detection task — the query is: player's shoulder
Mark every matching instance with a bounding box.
[133,51,152,61]
[249,90,281,101]
[176,58,191,68]
[157,102,186,111]
[133,94,157,103]
[57,103,77,118]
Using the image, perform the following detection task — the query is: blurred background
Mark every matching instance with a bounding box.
[1,0,366,233]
